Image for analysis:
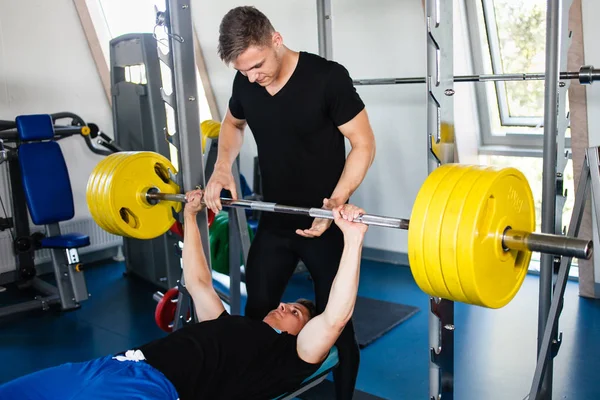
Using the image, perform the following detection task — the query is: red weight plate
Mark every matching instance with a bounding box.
[155,287,180,332]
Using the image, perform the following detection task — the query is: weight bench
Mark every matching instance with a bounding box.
[274,346,339,400]
[0,114,90,318]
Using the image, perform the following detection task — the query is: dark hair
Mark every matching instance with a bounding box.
[296,299,317,320]
[218,6,275,65]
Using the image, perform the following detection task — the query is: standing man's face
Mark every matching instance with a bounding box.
[233,34,283,87]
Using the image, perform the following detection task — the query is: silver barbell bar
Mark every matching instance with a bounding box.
[145,192,592,260]
[353,65,599,86]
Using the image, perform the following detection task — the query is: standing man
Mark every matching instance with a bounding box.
[204,6,376,399]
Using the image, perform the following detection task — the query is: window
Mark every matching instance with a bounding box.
[466,0,571,150]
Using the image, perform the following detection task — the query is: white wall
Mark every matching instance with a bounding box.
[194,0,478,254]
[0,0,113,221]
[581,0,600,283]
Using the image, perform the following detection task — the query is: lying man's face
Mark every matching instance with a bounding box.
[263,302,311,335]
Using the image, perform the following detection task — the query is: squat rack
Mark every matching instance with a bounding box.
[316,0,597,399]
[149,0,597,398]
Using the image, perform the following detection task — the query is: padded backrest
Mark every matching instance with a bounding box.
[19,142,75,225]
[16,114,54,141]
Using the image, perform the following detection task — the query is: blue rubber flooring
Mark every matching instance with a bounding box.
[1,259,600,399]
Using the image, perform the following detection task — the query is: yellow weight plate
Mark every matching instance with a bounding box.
[422,164,473,301]
[87,153,127,235]
[100,152,151,236]
[90,152,130,235]
[430,123,455,164]
[201,120,221,139]
[201,120,221,152]
[456,167,535,308]
[106,152,182,239]
[439,166,493,304]
[86,155,106,225]
[90,153,124,234]
[408,164,457,297]
[100,152,145,236]
[96,152,134,236]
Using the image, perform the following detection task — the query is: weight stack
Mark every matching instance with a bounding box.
[109,33,181,291]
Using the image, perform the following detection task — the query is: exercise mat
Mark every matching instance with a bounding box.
[353,296,419,349]
[299,380,387,400]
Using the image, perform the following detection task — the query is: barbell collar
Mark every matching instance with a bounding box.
[578,65,600,85]
[502,228,592,260]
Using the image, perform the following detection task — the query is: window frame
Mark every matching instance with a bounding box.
[480,0,544,128]
[464,0,571,153]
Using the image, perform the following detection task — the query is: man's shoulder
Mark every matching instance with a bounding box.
[300,51,349,76]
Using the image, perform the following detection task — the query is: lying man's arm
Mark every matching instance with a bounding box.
[296,205,368,364]
[182,190,226,322]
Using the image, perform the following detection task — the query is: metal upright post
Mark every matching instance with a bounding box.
[7,156,36,281]
[426,0,455,399]
[316,0,333,60]
[227,161,252,315]
[538,1,562,398]
[529,149,593,399]
[555,0,574,238]
[588,148,600,234]
[160,0,211,330]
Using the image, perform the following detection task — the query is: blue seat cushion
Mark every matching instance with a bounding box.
[19,141,75,225]
[41,233,90,249]
[16,114,54,141]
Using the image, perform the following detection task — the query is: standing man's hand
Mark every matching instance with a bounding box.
[205,165,238,214]
[296,198,342,238]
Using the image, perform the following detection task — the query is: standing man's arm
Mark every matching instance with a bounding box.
[296,204,368,364]
[329,109,376,205]
[204,106,247,213]
[297,65,376,238]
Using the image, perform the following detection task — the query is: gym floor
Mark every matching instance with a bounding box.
[1,258,599,400]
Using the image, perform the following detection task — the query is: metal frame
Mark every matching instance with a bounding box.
[158,0,211,330]
[316,0,333,60]
[158,0,251,323]
[426,0,455,398]
[537,1,562,398]
[528,147,598,400]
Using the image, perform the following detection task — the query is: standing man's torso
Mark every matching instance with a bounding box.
[229,51,365,230]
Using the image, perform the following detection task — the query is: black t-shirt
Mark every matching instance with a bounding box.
[229,51,365,231]
[137,312,321,400]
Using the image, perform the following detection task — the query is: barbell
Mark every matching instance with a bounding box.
[86,151,593,309]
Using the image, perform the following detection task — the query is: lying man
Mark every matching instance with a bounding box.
[0,189,368,400]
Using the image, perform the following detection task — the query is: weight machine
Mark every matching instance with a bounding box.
[0,113,115,319]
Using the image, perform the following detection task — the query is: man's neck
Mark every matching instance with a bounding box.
[268,47,299,90]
